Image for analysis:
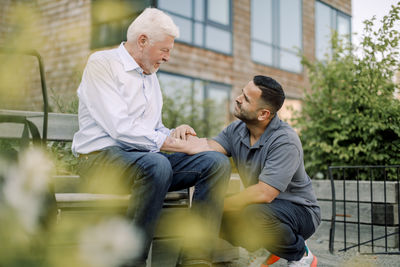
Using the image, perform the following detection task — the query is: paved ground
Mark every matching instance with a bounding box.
[214,223,400,267]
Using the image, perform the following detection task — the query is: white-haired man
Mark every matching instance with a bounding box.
[72,8,230,267]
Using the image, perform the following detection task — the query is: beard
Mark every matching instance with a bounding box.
[143,61,160,74]
[234,104,258,123]
[141,54,162,74]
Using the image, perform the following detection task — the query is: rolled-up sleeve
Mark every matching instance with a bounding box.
[156,118,173,137]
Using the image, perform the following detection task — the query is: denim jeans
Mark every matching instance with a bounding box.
[220,199,316,261]
[78,146,231,267]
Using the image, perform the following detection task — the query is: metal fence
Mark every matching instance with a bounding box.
[328,165,400,254]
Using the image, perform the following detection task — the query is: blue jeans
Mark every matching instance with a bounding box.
[220,199,316,261]
[78,146,231,267]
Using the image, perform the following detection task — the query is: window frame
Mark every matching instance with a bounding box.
[250,0,303,74]
[157,0,233,55]
[157,71,232,136]
[315,0,352,60]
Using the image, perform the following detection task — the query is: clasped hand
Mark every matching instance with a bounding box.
[171,124,196,140]
[170,124,212,155]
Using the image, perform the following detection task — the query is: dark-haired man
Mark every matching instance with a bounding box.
[204,76,320,266]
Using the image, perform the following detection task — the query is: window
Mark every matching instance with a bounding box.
[315,1,351,60]
[158,72,231,137]
[91,0,152,49]
[158,0,232,54]
[251,0,302,73]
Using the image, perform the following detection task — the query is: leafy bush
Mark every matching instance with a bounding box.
[294,3,400,179]
[48,141,78,175]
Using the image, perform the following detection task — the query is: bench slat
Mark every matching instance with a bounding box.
[55,192,189,210]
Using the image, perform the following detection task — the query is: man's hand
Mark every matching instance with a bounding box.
[184,135,212,155]
[171,124,196,140]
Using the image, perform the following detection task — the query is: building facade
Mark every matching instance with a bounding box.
[0,0,351,136]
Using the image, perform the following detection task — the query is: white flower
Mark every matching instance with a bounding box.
[79,217,142,267]
[2,148,53,233]
[315,172,324,180]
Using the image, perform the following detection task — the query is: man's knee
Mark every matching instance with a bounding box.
[136,153,173,185]
[242,203,278,226]
[201,151,231,175]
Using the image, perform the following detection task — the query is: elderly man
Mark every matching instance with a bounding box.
[72,8,230,267]
[201,76,321,267]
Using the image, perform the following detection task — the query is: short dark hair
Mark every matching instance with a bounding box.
[253,75,285,114]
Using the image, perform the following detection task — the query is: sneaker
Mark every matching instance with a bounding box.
[247,248,280,267]
[287,246,317,267]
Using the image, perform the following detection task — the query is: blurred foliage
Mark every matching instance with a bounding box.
[0,147,219,267]
[0,148,142,267]
[161,87,226,138]
[294,3,400,180]
[48,141,78,175]
[49,87,79,114]
[0,148,55,267]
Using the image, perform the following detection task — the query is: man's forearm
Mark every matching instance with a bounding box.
[160,136,189,153]
[224,182,280,211]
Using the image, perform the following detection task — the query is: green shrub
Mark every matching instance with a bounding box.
[295,3,400,180]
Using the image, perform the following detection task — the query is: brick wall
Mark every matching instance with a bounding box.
[0,0,352,114]
[0,0,91,111]
[38,0,91,103]
[319,0,351,14]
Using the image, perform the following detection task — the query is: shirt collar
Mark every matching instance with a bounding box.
[238,122,250,148]
[117,42,144,74]
[258,114,280,145]
[239,114,281,149]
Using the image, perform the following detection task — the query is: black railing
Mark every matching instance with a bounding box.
[329,165,400,254]
[0,48,48,144]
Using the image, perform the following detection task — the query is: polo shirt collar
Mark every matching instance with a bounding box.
[117,42,144,73]
[258,114,280,145]
[238,122,251,148]
[239,114,281,149]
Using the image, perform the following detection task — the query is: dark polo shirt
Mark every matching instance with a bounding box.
[214,115,321,228]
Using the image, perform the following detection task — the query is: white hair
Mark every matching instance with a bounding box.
[127,8,179,43]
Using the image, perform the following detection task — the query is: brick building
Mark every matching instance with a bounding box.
[0,0,351,136]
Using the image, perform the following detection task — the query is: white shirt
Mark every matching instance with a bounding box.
[72,43,171,156]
